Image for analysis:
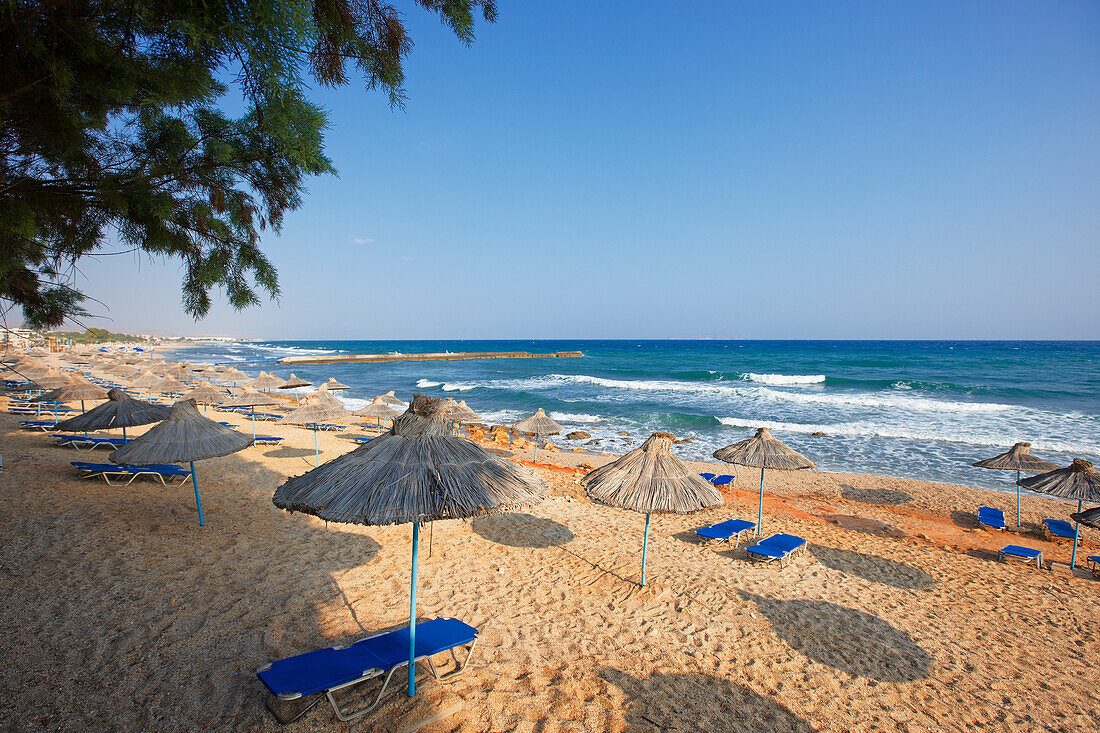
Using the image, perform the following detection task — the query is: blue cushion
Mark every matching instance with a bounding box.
[978,507,1006,528]
[696,519,755,541]
[712,475,734,487]
[746,533,806,558]
[1042,519,1076,539]
[699,473,716,481]
[1000,545,1041,560]
[257,619,476,698]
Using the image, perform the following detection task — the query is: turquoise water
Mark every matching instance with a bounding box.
[168,340,1100,493]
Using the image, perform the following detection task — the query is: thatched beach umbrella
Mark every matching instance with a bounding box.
[515,408,563,461]
[111,399,253,526]
[129,370,165,396]
[54,388,169,438]
[247,371,286,392]
[1070,505,1100,531]
[33,375,108,414]
[973,442,1059,525]
[273,395,547,697]
[221,388,280,439]
[583,432,722,586]
[156,376,189,396]
[277,373,312,404]
[377,390,404,406]
[321,377,349,393]
[33,368,72,390]
[277,395,358,466]
[181,382,230,415]
[713,427,815,535]
[220,367,249,387]
[353,396,401,432]
[1019,459,1100,569]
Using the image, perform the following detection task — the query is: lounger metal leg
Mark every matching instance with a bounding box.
[265,693,324,725]
[425,638,479,682]
[327,664,404,721]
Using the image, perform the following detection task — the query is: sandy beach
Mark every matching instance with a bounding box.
[1,380,1098,732]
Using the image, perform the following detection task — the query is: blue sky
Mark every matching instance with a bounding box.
[76,1,1099,339]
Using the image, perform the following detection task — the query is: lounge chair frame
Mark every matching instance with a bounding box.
[998,545,1042,570]
[745,535,808,568]
[73,464,192,487]
[258,629,478,724]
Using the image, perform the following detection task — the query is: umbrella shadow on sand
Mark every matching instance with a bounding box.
[739,592,932,683]
[601,668,814,733]
[470,513,574,548]
[840,484,912,505]
[808,544,935,590]
[262,446,317,460]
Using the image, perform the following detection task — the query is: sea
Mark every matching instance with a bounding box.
[163,340,1100,495]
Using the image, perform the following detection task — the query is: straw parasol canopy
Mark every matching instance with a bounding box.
[247,371,287,391]
[321,377,349,391]
[220,367,249,385]
[156,375,190,394]
[1069,505,1100,531]
[222,387,279,409]
[273,394,547,697]
[973,442,1060,525]
[33,375,109,405]
[181,382,230,405]
[353,396,402,420]
[514,408,563,460]
[33,368,73,390]
[1019,459,1100,568]
[583,432,722,586]
[278,373,311,389]
[54,388,169,436]
[221,387,280,439]
[713,427,815,535]
[377,390,404,406]
[129,370,165,390]
[278,394,357,465]
[973,442,1060,472]
[452,400,481,422]
[310,385,346,409]
[515,408,562,436]
[110,399,253,526]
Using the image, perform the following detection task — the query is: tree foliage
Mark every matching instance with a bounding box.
[0,0,495,327]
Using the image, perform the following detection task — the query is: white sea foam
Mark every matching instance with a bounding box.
[549,412,602,423]
[416,379,442,388]
[744,373,826,385]
[715,417,1100,455]
[441,382,476,392]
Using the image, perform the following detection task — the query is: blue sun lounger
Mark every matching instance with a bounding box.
[695,518,756,547]
[699,472,716,481]
[71,461,192,486]
[253,435,284,445]
[257,618,479,723]
[1087,556,1100,577]
[998,545,1042,570]
[744,533,808,567]
[712,474,734,488]
[19,420,57,430]
[307,422,347,431]
[52,434,131,451]
[977,506,1007,531]
[350,436,374,444]
[1042,519,1076,540]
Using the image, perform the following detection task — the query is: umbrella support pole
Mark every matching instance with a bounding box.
[533,434,537,462]
[1016,470,1021,526]
[409,522,420,697]
[190,462,204,527]
[640,513,651,586]
[757,468,766,535]
[314,428,320,467]
[1071,499,1082,569]
[428,522,433,558]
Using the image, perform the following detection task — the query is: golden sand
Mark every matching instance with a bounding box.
[1,393,1098,731]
